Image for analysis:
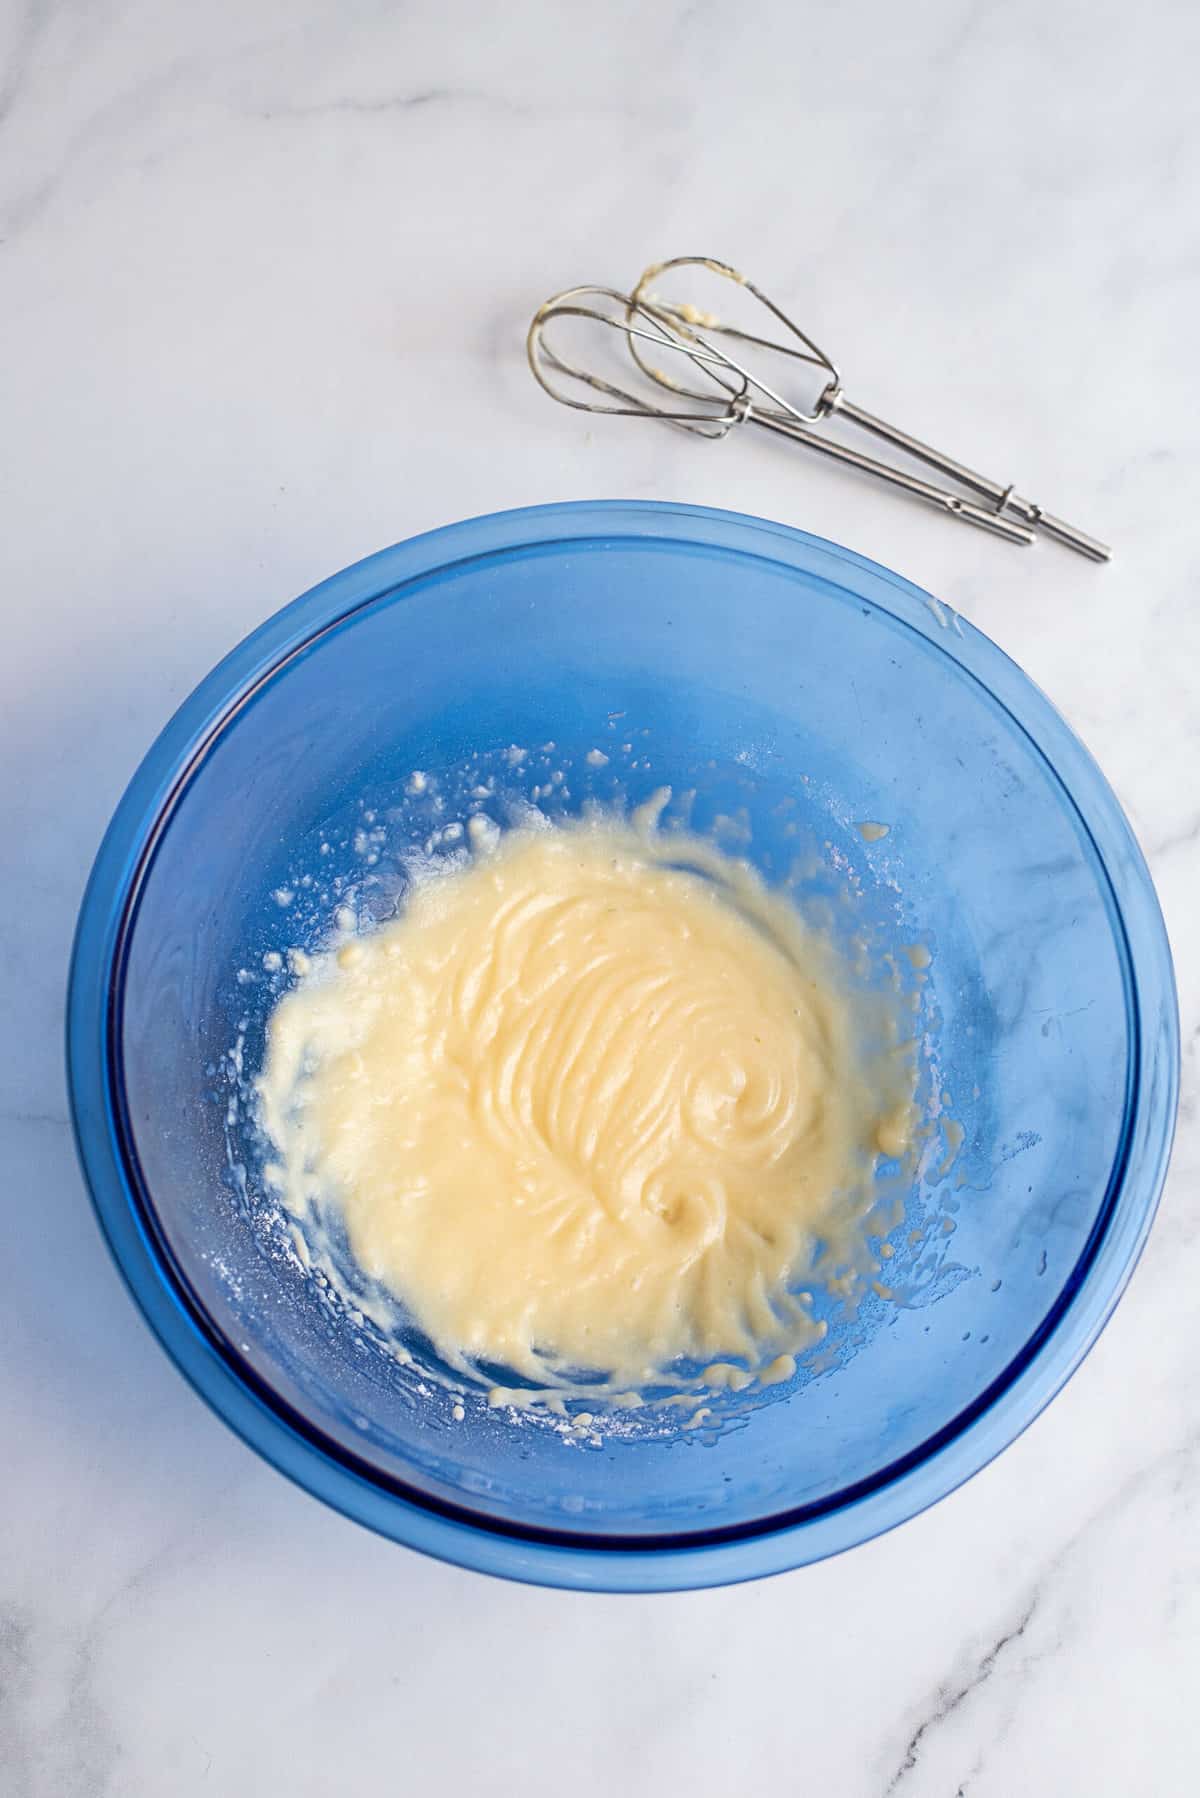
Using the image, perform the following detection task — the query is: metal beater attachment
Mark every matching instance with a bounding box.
[527,256,1110,561]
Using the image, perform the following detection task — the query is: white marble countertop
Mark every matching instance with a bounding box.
[3,1,1199,1791]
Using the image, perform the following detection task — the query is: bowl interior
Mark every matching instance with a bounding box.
[116,527,1133,1542]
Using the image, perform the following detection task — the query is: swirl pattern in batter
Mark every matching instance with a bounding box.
[258,817,915,1390]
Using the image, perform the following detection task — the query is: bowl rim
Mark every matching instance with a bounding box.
[66,500,1179,1592]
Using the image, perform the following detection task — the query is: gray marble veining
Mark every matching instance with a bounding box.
[2,1,1199,1793]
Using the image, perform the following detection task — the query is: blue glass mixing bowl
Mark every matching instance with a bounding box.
[67,502,1178,1591]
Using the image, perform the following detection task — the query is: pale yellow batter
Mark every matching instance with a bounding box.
[258,816,916,1392]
